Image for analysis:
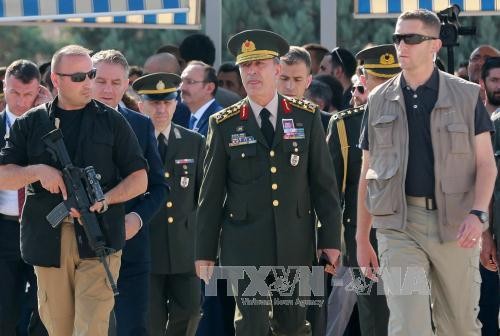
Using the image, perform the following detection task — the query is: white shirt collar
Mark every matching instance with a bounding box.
[191,98,215,128]
[248,92,279,128]
[4,106,18,131]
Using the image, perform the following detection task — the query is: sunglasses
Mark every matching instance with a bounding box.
[55,68,97,82]
[392,34,439,45]
[351,85,365,94]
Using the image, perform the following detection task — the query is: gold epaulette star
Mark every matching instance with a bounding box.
[332,105,366,121]
[285,97,317,113]
[214,101,245,124]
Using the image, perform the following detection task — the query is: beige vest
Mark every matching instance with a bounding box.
[366,70,480,241]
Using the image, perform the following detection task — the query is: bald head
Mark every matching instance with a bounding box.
[143,52,181,75]
[468,45,500,83]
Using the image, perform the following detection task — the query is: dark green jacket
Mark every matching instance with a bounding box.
[196,95,342,267]
[150,124,205,274]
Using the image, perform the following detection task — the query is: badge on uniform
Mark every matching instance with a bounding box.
[229,133,257,147]
[290,154,300,167]
[180,176,190,188]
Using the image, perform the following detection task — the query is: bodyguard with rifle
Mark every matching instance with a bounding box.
[0,45,148,336]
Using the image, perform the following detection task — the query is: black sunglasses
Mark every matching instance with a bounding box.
[56,68,97,82]
[392,34,438,45]
[351,85,365,94]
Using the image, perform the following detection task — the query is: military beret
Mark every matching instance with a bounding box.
[132,72,180,101]
[356,44,400,78]
[227,29,289,65]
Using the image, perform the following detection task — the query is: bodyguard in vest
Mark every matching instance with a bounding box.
[326,44,399,336]
[357,10,496,336]
[132,73,204,336]
[195,29,342,336]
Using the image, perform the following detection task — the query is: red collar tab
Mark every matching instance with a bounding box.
[240,104,249,120]
[282,98,292,114]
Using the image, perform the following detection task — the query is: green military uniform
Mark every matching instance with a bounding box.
[196,30,342,336]
[133,73,205,336]
[326,44,401,336]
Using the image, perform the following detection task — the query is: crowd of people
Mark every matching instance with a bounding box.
[0,8,498,336]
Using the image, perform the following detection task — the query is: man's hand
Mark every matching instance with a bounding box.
[457,214,484,248]
[195,260,215,284]
[357,238,379,282]
[69,196,108,224]
[124,213,142,240]
[35,164,67,199]
[480,230,498,271]
[33,85,53,107]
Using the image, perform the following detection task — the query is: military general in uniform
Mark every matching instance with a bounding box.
[132,73,205,336]
[195,29,342,336]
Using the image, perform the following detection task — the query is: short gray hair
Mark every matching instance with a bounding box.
[91,49,129,74]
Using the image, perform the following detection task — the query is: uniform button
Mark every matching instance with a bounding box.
[167,217,174,223]
[413,104,418,109]
[292,142,298,147]
[318,222,322,227]
[273,200,279,207]
[230,213,234,218]
[165,172,170,178]
[346,218,350,223]
[294,148,299,153]
[183,164,188,169]
[270,150,275,157]
[270,167,277,173]
[308,210,311,214]
[184,171,188,175]
[166,201,173,208]
[413,94,418,98]
[272,183,278,190]
[241,153,246,158]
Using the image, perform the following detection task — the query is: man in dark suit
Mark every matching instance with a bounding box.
[180,61,222,137]
[195,29,342,336]
[0,59,52,336]
[91,50,168,336]
[133,73,205,336]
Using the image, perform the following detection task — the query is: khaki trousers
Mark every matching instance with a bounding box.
[376,205,482,336]
[34,222,121,336]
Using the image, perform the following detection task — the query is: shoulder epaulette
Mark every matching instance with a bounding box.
[285,97,317,113]
[214,100,245,124]
[332,105,366,121]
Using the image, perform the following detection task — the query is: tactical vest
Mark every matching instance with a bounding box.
[366,70,480,241]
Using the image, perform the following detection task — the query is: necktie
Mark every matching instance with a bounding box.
[157,133,168,163]
[260,108,274,146]
[189,115,197,130]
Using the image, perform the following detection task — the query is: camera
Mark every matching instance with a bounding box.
[437,5,476,47]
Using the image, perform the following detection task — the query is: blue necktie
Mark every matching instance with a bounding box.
[189,115,197,130]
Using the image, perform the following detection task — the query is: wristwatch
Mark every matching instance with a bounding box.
[469,209,488,223]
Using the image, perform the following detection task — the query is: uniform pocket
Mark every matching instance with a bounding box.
[447,123,470,154]
[371,114,397,148]
[365,153,399,216]
[441,176,474,227]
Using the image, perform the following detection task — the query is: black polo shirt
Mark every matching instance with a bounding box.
[359,68,493,197]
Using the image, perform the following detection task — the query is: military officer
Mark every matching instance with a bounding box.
[195,29,342,336]
[132,73,204,336]
[326,44,401,336]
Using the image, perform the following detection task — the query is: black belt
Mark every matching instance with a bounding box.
[0,213,19,222]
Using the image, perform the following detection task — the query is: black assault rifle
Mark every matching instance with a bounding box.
[42,128,119,296]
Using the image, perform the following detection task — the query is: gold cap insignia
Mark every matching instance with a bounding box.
[380,53,395,65]
[156,80,166,91]
[241,40,256,53]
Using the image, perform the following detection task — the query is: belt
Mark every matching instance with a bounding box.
[406,196,437,211]
[0,213,19,222]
